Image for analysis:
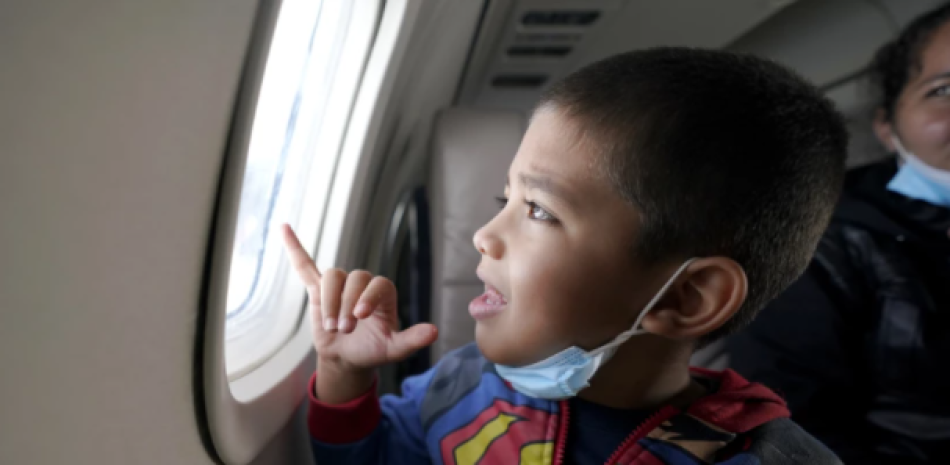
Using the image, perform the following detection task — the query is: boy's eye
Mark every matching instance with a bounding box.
[495,196,556,222]
[526,201,555,221]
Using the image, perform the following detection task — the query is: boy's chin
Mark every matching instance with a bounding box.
[474,324,532,367]
[474,324,515,365]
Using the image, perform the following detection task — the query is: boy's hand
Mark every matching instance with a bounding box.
[281,224,438,403]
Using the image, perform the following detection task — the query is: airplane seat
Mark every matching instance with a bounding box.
[428,107,527,362]
[390,185,434,380]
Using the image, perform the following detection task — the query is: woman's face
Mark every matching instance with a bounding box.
[877,20,950,171]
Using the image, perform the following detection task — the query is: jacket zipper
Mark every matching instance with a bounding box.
[603,405,680,465]
[553,402,680,465]
[553,400,571,465]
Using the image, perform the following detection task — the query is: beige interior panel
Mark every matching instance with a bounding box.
[0,0,257,463]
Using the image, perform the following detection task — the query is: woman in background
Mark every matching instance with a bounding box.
[728,4,950,464]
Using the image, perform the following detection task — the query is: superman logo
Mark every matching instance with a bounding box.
[439,399,557,465]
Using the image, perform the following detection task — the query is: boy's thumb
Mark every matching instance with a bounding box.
[388,323,439,361]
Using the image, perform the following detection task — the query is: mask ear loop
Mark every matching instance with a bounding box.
[588,258,698,357]
[892,135,910,159]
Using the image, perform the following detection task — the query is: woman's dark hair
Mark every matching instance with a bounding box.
[870,3,950,121]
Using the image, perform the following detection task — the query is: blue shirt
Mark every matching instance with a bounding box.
[567,396,651,464]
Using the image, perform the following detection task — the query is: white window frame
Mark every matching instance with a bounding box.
[223,0,355,381]
[202,0,426,463]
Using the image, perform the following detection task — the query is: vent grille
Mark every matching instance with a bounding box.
[513,32,584,44]
[491,74,549,88]
[521,10,601,27]
[506,45,572,58]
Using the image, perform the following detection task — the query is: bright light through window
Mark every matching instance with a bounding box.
[224,0,366,378]
[227,0,324,336]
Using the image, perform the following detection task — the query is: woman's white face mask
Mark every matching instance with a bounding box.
[888,136,950,206]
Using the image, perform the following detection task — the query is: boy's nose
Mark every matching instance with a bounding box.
[473,226,504,259]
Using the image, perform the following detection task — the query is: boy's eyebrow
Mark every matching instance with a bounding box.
[516,170,577,209]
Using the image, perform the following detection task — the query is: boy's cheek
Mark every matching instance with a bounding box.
[474,297,570,366]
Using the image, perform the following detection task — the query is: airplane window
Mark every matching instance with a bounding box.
[225,0,360,378]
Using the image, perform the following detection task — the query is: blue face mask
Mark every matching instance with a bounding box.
[888,136,950,207]
[494,259,696,400]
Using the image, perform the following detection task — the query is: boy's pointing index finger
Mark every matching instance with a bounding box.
[281,223,322,283]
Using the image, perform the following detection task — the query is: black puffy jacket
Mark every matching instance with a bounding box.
[727,159,950,464]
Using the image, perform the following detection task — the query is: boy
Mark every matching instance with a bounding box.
[285,47,847,464]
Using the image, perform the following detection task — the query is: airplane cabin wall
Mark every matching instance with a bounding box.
[0,0,258,463]
[0,0,490,462]
[728,0,949,167]
[357,1,486,301]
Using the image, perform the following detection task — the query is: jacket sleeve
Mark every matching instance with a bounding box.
[308,367,435,465]
[726,227,879,462]
[726,265,858,411]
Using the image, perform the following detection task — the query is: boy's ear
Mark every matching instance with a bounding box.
[640,257,747,341]
[873,108,897,152]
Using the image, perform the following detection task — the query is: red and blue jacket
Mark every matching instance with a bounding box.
[307,343,841,464]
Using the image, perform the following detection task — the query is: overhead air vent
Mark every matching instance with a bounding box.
[491,74,548,88]
[506,45,572,58]
[521,10,601,27]
[514,32,584,44]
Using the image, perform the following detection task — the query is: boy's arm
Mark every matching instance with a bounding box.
[308,367,434,465]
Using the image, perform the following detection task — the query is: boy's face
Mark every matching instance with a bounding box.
[472,107,672,367]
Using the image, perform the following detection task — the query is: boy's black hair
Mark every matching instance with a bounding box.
[870,3,950,121]
[538,47,848,344]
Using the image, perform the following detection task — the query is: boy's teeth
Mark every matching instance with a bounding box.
[485,288,505,305]
[482,283,507,305]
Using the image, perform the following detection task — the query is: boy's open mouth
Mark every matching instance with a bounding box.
[469,283,508,320]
